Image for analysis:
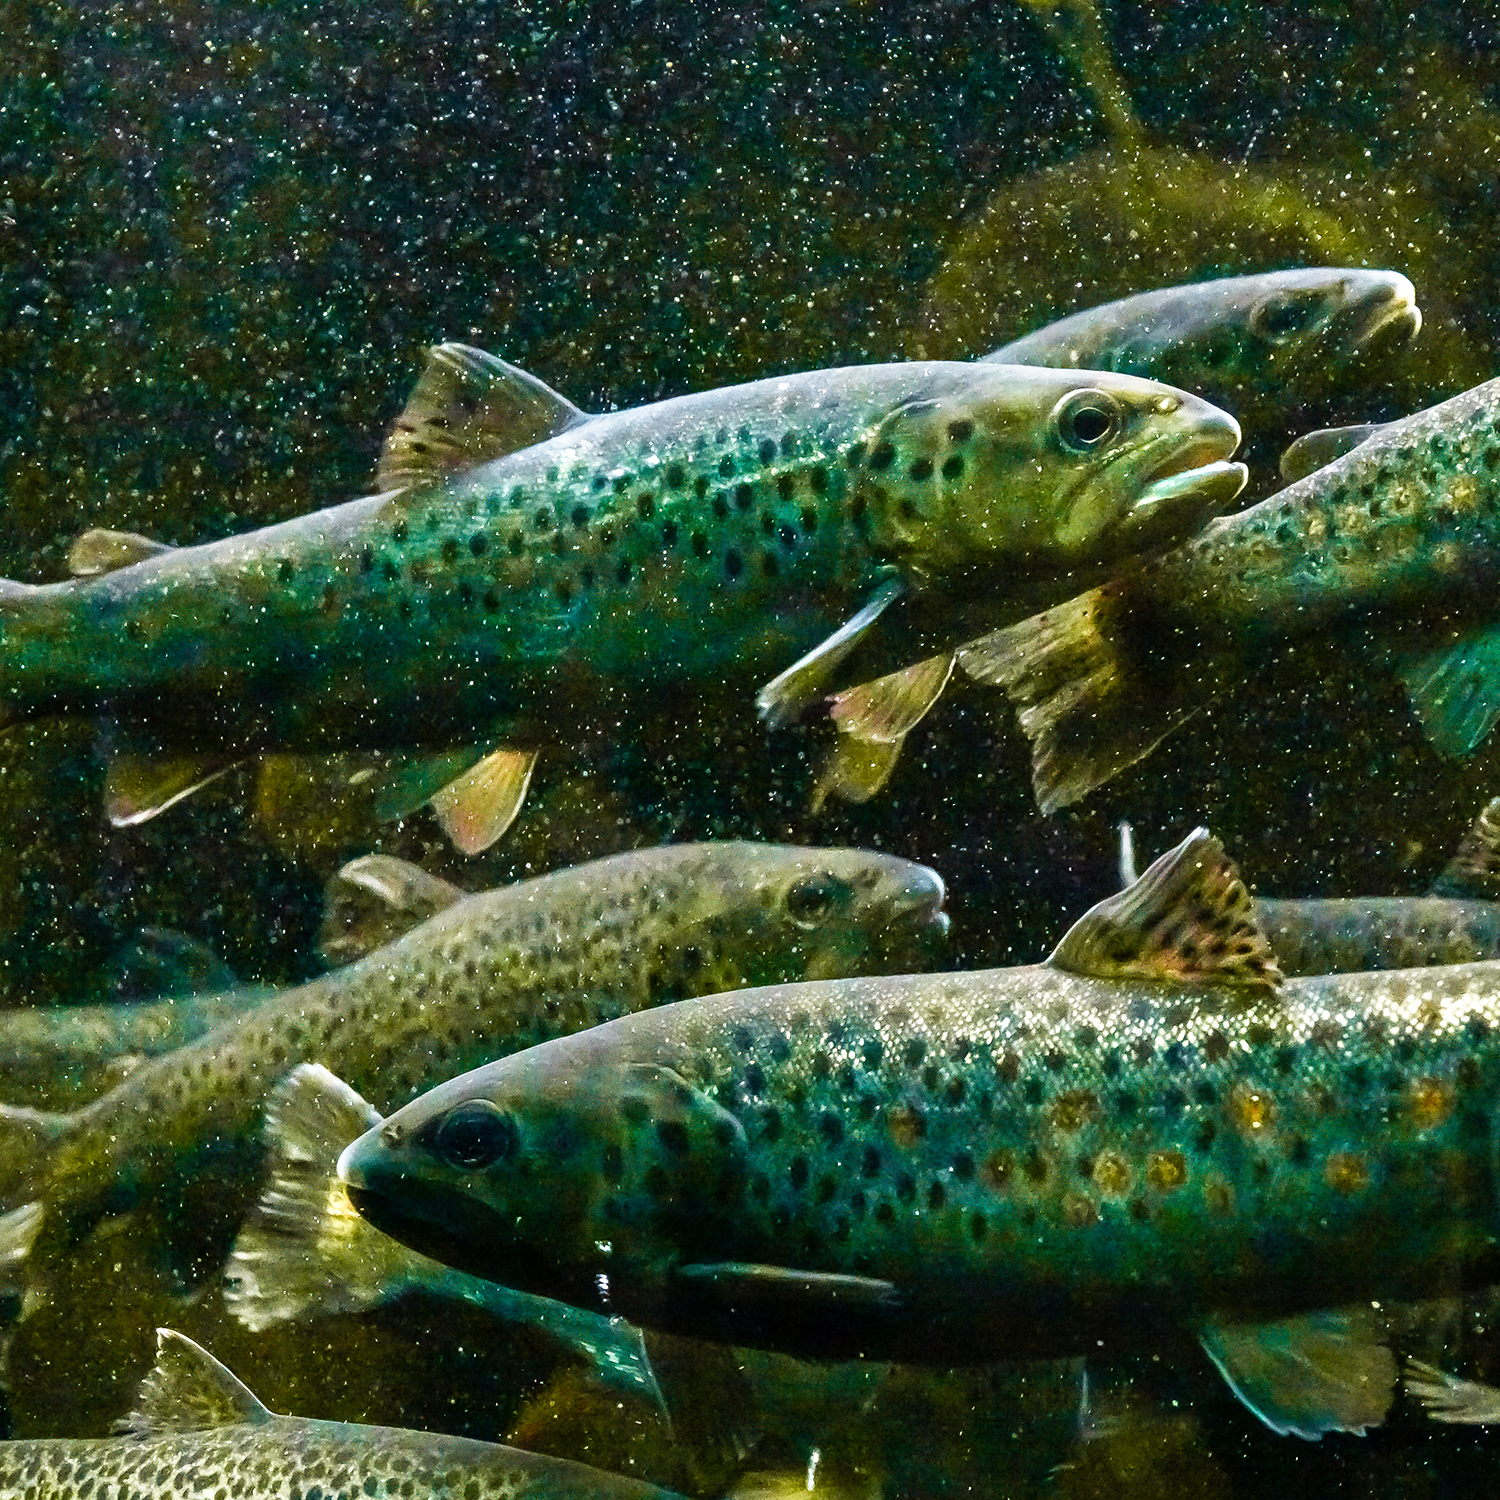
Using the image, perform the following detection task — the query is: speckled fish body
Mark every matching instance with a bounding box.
[340,846,1500,1368]
[1256,896,1500,977]
[0,842,945,1237]
[0,362,1242,753]
[961,373,1500,811]
[984,268,1420,442]
[0,1328,685,1500]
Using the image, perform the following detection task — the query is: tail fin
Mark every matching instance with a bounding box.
[224,1064,395,1332]
[1430,797,1500,902]
[957,586,1204,813]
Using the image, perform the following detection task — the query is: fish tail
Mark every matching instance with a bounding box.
[224,1064,390,1332]
[957,584,1205,812]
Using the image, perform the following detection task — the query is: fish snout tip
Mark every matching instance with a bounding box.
[335,1124,397,1189]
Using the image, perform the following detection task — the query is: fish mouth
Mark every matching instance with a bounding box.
[1134,434,1249,516]
[1346,275,1422,359]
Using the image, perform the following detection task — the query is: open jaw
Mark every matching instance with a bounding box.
[1347,275,1422,359]
[1133,434,1249,515]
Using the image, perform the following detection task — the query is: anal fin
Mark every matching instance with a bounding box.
[1396,620,1500,757]
[430,747,538,855]
[1199,1307,1395,1438]
[105,754,240,827]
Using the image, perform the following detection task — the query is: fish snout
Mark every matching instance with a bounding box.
[1346,271,1422,355]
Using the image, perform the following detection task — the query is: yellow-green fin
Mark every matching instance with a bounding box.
[1049,827,1282,992]
[317,854,467,965]
[1397,621,1500,758]
[1430,796,1500,901]
[104,753,240,827]
[121,1329,273,1436]
[378,343,589,494]
[1200,1308,1395,1438]
[430,747,538,855]
[1404,1358,1500,1424]
[809,737,904,813]
[755,578,905,729]
[1278,422,1392,485]
[67,528,176,577]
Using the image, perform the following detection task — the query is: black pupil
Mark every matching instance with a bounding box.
[788,875,840,922]
[1067,403,1113,447]
[1258,297,1315,339]
[435,1101,517,1169]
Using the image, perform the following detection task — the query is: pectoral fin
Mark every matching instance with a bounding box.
[1199,1307,1395,1438]
[378,343,590,493]
[318,854,468,965]
[430,747,539,855]
[1049,827,1282,993]
[105,753,240,826]
[755,578,905,729]
[67,529,176,576]
[1396,621,1500,757]
[1430,796,1500,901]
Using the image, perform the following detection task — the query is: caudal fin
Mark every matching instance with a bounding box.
[957,587,1205,813]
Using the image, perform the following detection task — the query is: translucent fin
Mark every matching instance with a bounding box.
[0,1203,45,1300]
[1278,422,1392,485]
[104,753,239,827]
[809,737,904,813]
[830,652,955,742]
[224,1064,389,1332]
[1403,1358,1500,1424]
[674,1263,901,1312]
[121,1328,273,1436]
[102,927,236,1000]
[755,578,905,729]
[1397,621,1500,757]
[1200,1308,1395,1438]
[1050,827,1282,992]
[317,854,467,965]
[66,528,176,577]
[958,587,1201,813]
[430,747,538,855]
[378,343,589,493]
[1430,796,1500,901]
[1117,820,1138,887]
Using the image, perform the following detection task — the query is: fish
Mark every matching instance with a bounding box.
[984,269,1421,448]
[1117,798,1500,977]
[0,1325,687,1499]
[339,829,1500,1440]
[0,841,946,1271]
[226,1064,667,1409]
[0,351,1245,851]
[959,372,1500,811]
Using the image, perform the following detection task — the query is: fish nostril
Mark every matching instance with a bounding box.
[381,1124,403,1148]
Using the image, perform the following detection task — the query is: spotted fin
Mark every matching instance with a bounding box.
[1430,796,1500,901]
[378,343,590,494]
[225,1064,387,1332]
[1403,1358,1500,1424]
[1278,422,1393,485]
[317,854,468,965]
[66,528,176,577]
[1396,621,1500,757]
[1199,1308,1395,1439]
[431,747,538,855]
[1049,827,1282,992]
[121,1329,274,1436]
[755,578,905,729]
[104,753,240,827]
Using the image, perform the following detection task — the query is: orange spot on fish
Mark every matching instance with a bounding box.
[1090,1149,1132,1196]
[1405,1076,1453,1131]
[1062,1193,1098,1228]
[1229,1084,1276,1135]
[1325,1151,1370,1195]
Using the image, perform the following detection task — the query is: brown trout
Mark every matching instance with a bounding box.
[341,831,1500,1439]
[960,372,1500,811]
[0,1327,686,1500]
[0,841,945,1267]
[0,354,1244,850]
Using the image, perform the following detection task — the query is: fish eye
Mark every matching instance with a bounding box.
[786,873,851,928]
[1249,290,1329,343]
[1052,390,1122,454]
[433,1100,519,1170]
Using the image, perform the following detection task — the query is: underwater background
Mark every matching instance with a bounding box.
[4,0,1500,1492]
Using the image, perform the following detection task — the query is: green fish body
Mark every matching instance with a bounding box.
[0,1327,684,1500]
[341,833,1495,1437]
[0,842,945,1253]
[985,268,1420,448]
[962,372,1500,811]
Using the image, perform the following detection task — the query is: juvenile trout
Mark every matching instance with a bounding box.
[0,1327,685,1500]
[0,842,945,1259]
[961,373,1500,810]
[341,832,1500,1439]
[0,354,1244,848]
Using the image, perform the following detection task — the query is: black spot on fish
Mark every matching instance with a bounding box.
[657,1120,691,1154]
[779,523,797,550]
[908,457,933,482]
[662,520,679,547]
[616,558,631,584]
[637,493,655,520]
[856,1094,878,1122]
[777,473,796,499]
[1164,1042,1186,1071]
[758,439,777,466]
[613,474,631,494]
[602,1144,624,1184]
[1162,1087,1187,1116]
[863,1038,883,1070]
[800,505,818,534]
[736,482,754,509]
[903,1038,926,1069]
[534,508,552,530]
[1468,1017,1492,1045]
[470,534,488,557]
[1194,1122,1217,1153]
[862,1146,881,1178]
[762,1107,782,1142]
[948,419,974,442]
[846,442,865,467]
[969,1212,988,1242]
[580,565,595,588]
[571,505,590,529]
[870,441,896,470]
[483,590,499,611]
[620,1096,649,1125]
[927,1181,946,1211]
[718,455,735,479]
[789,1156,809,1189]
[851,1190,867,1219]
[694,475,710,499]
[440,538,460,564]
[895,1172,916,1202]
[277,557,295,583]
[941,454,964,480]
[945,1077,966,1107]
[691,532,709,559]
[1116,1091,1138,1116]
[592,473,607,491]
[952,1151,975,1181]
[732,1026,753,1053]
[556,581,573,606]
[712,493,730,519]
[762,552,779,577]
[819,1112,844,1144]
[391,520,408,543]
[725,549,744,578]
[768,1032,790,1063]
[360,546,375,573]
[811,465,830,492]
[382,559,399,582]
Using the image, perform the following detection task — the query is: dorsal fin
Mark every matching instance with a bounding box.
[377,343,589,493]
[318,854,467,965]
[1049,828,1282,992]
[67,528,176,577]
[1278,422,1392,485]
[1430,796,1500,901]
[121,1329,274,1436]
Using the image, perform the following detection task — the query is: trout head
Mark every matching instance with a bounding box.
[860,366,1247,586]
[634,842,948,995]
[339,1043,749,1310]
[1127,268,1422,422]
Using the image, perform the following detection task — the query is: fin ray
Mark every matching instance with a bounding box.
[430,748,538,855]
[121,1329,273,1435]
